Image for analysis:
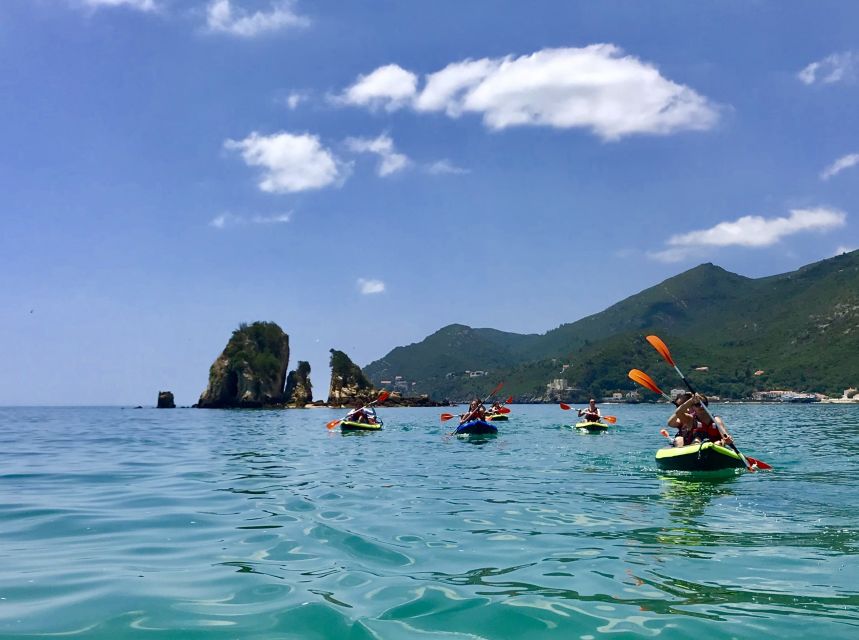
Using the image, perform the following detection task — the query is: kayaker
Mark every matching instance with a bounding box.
[667,392,695,446]
[578,399,601,423]
[345,403,377,425]
[489,401,504,415]
[460,398,486,424]
[669,393,733,447]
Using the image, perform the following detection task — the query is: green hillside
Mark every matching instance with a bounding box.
[363,251,859,401]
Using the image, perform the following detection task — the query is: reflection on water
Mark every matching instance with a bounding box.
[0,404,858,638]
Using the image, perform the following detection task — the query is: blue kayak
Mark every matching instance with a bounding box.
[455,420,498,435]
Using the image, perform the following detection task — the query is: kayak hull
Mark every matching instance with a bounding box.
[340,420,382,431]
[655,442,745,472]
[575,421,608,432]
[455,420,498,435]
[487,414,508,421]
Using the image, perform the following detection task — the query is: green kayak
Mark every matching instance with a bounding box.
[655,441,745,472]
[575,421,608,432]
[340,420,382,432]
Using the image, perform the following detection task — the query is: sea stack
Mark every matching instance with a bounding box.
[157,391,176,408]
[327,349,376,407]
[197,322,290,408]
[284,361,313,407]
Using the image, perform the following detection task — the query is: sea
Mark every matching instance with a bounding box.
[1,403,858,639]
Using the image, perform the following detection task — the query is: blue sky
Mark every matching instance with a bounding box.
[1,0,857,405]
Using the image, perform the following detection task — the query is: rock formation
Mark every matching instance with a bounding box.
[284,361,313,406]
[157,391,175,408]
[327,349,376,406]
[197,322,290,408]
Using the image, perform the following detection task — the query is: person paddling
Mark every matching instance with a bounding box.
[668,392,733,447]
[460,398,487,424]
[345,401,378,425]
[577,398,602,423]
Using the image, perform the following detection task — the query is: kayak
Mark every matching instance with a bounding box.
[340,420,382,431]
[655,441,745,472]
[455,419,498,435]
[487,414,509,421]
[575,421,608,432]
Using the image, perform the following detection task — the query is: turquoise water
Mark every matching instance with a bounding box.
[1,404,858,639]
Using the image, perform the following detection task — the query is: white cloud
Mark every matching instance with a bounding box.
[337,64,418,111]
[345,134,410,176]
[649,207,847,262]
[210,211,292,228]
[338,45,720,140]
[835,245,856,255]
[284,91,306,109]
[206,0,309,38]
[225,131,345,193]
[798,52,857,85]
[821,153,859,180]
[798,51,858,85]
[357,278,385,294]
[81,0,157,10]
[426,159,469,175]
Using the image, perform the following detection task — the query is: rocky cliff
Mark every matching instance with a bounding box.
[284,360,313,406]
[327,349,376,407]
[197,322,290,408]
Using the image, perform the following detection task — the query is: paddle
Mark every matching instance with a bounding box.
[559,403,618,424]
[645,335,771,471]
[327,390,391,429]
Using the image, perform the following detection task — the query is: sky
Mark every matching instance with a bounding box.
[1,0,857,405]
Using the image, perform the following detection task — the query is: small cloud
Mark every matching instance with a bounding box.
[284,91,307,109]
[345,134,410,176]
[225,131,347,193]
[426,159,469,175]
[835,245,856,255]
[206,0,309,38]
[798,51,857,85]
[649,207,847,262]
[335,64,418,111]
[210,211,292,228]
[821,153,859,180]
[357,278,385,294]
[81,0,158,10]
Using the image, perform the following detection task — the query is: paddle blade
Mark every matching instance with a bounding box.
[505,396,513,404]
[603,415,617,424]
[497,407,511,414]
[326,419,341,430]
[488,382,504,397]
[559,403,571,411]
[659,429,670,439]
[628,369,665,396]
[746,456,772,471]
[377,391,390,404]
[646,335,676,367]
[440,413,456,422]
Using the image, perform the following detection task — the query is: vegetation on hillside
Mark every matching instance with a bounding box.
[363,251,859,400]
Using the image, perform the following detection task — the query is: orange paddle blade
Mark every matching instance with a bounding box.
[326,419,341,430]
[440,413,456,422]
[559,403,571,411]
[488,382,504,397]
[659,429,670,439]
[604,415,617,424]
[377,391,390,403]
[646,335,675,367]
[628,369,665,396]
[505,396,513,404]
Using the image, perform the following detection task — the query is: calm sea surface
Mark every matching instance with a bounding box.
[1,404,858,639]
